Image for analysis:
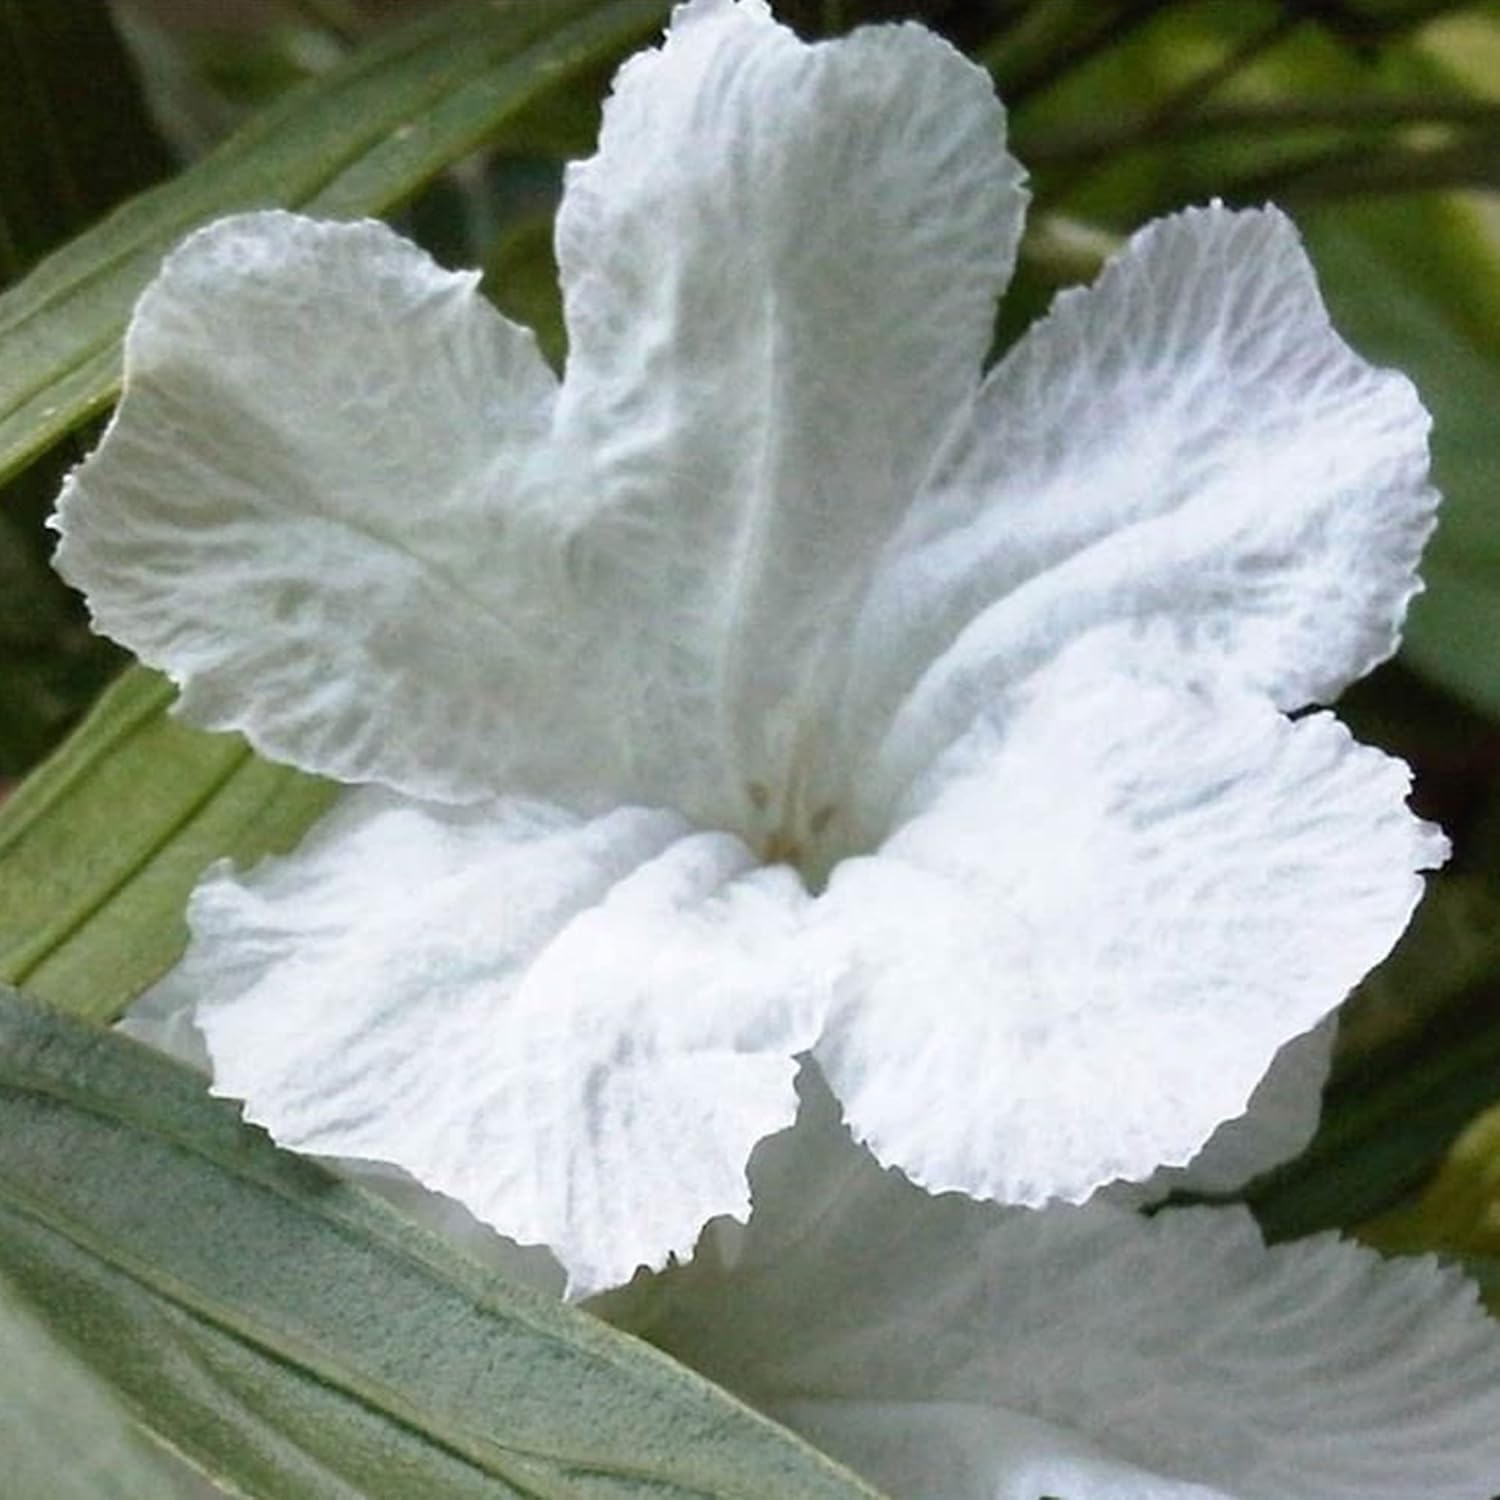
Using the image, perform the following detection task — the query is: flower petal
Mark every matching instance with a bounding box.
[120,989,569,1295]
[552,0,1026,832]
[771,1403,1213,1500]
[52,211,602,807]
[175,788,823,1296]
[842,204,1435,816]
[813,635,1443,1205]
[599,1070,1500,1500]
[1112,1015,1338,1205]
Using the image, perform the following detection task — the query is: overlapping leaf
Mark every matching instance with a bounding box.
[0,987,882,1500]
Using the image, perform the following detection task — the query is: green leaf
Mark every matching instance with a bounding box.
[1299,195,1500,722]
[0,0,667,491]
[0,0,170,777]
[0,666,337,1022]
[1457,1254,1500,1317]
[0,987,882,1500]
[0,1272,203,1499]
[484,209,568,370]
[1239,968,1500,1243]
[1361,1099,1500,1266]
[0,0,173,282]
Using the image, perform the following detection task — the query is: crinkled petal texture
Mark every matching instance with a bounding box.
[54,212,575,807]
[1103,1015,1339,1207]
[176,788,823,1297]
[55,0,1027,834]
[814,636,1444,1204]
[806,198,1441,1207]
[120,987,569,1296]
[841,203,1437,828]
[1139,1014,1339,1203]
[596,1072,1500,1500]
[61,0,1445,1281]
[553,0,1025,835]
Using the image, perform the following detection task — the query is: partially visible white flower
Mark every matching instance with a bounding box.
[595,1070,1500,1500]
[55,0,1443,1294]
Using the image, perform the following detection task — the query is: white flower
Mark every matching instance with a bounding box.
[54,0,1443,1295]
[594,1070,1500,1500]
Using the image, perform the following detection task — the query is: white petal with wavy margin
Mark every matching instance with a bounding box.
[120,986,569,1295]
[1098,1015,1338,1211]
[814,634,1443,1206]
[841,205,1435,822]
[598,1071,1500,1500]
[177,788,823,1296]
[51,213,638,807]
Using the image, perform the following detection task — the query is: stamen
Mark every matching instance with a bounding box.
[761,829,804,868]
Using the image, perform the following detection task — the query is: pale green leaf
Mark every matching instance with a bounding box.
[0,1272,202,1499]
[0,0,666,489]
[0,987,883,1500]
[0,666,337,1021]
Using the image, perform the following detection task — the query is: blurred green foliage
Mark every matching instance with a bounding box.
[1,0,1500,1483]
[0,0,171,777]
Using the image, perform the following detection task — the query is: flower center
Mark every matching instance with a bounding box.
[747,781,840,892]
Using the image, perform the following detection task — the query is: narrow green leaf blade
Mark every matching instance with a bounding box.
[0,1272,203,1499]
[0,0,172,280]
[0,0,169,776]
[0,665,337,1021]
[0,988,882,1500]
[0,0,667,489]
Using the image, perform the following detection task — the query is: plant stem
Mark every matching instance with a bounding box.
[1022,96,1500,164]
[1027,6,1306,207]
[1256,133,1500,202]
[992,0,1178,106]
[1147,129,1500,211]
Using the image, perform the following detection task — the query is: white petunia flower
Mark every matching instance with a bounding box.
[595,1070,1500,1500]
[55,0,1444,1295]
